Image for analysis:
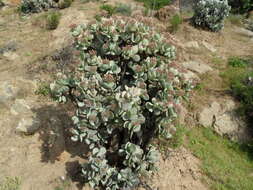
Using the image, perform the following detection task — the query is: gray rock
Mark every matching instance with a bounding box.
[0,82,19,106]
[235,27,253,37]
[198,99,251,142]
[182,70,200,81]
[197,102,220,127]
[3,52,19,60]
[16,117,40,135]
[214,112,250,142]
[10,99,31,115]
[181,61,213,74]
[202,41,217,53]
[0,41,17,54]
[184,41,200,49]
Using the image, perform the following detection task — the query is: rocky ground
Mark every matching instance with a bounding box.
[0,0,253,190]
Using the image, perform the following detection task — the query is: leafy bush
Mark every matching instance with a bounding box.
[135,0,171,10]
[51,16,192,189]
[231,71,253,117]
[58,0,72,9]
[228,56,248,68]
[46,11,61,30]
[169,14,183,33]
[20,0,58,14]
[100,4,132,17]
[100,4,116,16]
[192,0,231,32]
[221,56,253,119]
[228,0,253,14]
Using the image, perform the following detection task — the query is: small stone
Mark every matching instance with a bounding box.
[202,41,217,53]
[181,61,213,74]
[3,52,19,60]
[10,99,31,115]
[16,117,40,135]
[182,70,200,81]
[0,82,19,105]
[184,41,200,49]
[0,41,17,54]
[60,176,65,181]
[235,27,253,37]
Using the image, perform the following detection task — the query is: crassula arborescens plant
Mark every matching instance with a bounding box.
[192,0,231,32]
[20,0,58,14]
[51,16,193,190]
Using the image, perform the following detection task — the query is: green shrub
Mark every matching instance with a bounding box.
[58,0,72,9]
[100,3,133,17]
[228,56,248,68]
[192,0,231,32]
[100,4,116,16]
[51,17,192,190]
[231,71,253,117]
[46,11,61,30]
[169,14,183,33]
[221,56,253,119]
[135,0,171,10]
[94,14,102,22]
[228,0,253,14]
[35,82,51,96]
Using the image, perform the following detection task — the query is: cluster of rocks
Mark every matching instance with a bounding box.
[0,79,40,135]
[180,40,251,143]
[0,41,19,61]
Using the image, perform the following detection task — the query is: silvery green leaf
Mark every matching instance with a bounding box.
[132,54,140,62]
[71,136,79,142]
[72,116,79,124]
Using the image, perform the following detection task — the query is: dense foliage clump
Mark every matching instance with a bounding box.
[20,0,72,14]
[46,11,61,30]
[51,16,192,189]
[228,0,253,14]
[192,0,231,32]
[20,0,58,14]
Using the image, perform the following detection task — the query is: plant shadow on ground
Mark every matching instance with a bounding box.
[31,104,88,189]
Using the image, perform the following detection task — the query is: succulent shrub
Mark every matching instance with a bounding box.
[51,16,192,189]
[20,0,58,14]
[192,0,231,32]
[169,14,183,33]
[46,11,61,30]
